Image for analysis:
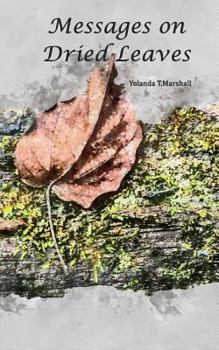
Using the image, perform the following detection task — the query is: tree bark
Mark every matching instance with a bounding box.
[0,107,217,298]
[0,206,182,298]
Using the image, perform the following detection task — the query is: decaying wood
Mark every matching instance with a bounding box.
[0,206,181,298]
[0,117,174,297]
[0,104,217,298]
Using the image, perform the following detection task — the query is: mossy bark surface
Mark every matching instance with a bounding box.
[0,107,218,298]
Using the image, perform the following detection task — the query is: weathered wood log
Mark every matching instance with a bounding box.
[0,107,218,298]
[0,216,178,296]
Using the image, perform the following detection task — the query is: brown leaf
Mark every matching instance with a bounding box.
[14,55,143,208]
[15,96,91,186]
[53,123,143,208]
[87,53,117,124]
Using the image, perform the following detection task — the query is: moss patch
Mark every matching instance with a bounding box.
[0,107,218,291]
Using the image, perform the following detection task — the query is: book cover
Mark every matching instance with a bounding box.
[0,0,218,349]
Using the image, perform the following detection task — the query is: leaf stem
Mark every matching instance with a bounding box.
[46,182,68,275]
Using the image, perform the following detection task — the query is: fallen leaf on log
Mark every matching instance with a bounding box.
[14,55,143,208]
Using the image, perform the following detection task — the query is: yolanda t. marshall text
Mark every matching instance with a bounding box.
[129,79,192,87]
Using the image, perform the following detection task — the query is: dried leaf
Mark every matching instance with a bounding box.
[15,55,143,208]
[53,123,143,208]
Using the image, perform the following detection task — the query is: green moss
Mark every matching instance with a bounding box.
[0,107,218,289]
[0,136,14,152]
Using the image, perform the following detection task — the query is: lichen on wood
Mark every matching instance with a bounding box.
[0,106,218,297]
